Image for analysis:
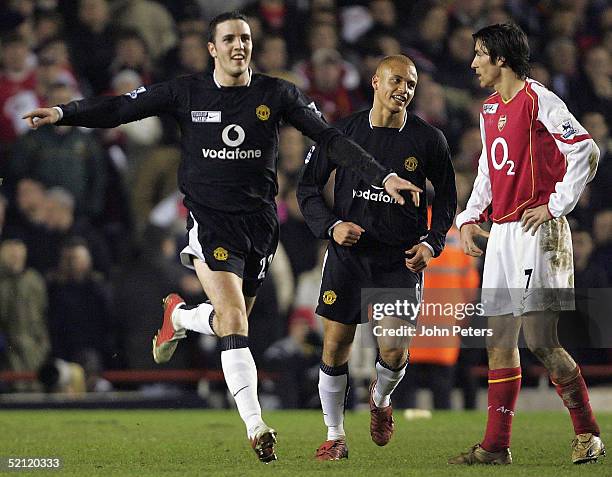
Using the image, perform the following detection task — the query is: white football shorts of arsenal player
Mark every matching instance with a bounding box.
[457,79,600,316]
[480,218,575,316]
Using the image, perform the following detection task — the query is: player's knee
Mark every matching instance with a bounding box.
[215,305,248,336]
[378,348,407,369]
[524,332,559,352]
[529,346,555,363]
[322,339,352,365]
[487,347,518,368]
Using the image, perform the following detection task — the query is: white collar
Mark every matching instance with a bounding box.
[213,68,252,88]
[368,108,408,132]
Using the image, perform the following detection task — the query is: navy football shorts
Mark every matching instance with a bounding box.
[316,242,423,325]
[180,205,279,296]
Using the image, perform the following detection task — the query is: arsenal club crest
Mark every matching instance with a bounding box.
[498,115,507,131]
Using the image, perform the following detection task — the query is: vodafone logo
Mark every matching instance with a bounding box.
[202,123,261,160]
[222,124,245,147]
[352,188,398,204]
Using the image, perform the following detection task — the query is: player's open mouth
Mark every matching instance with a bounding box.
[232,55,246,61]
[392,95,407,104]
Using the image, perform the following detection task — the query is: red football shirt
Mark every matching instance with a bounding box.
[457,79,599,227]
[0,70,39,144]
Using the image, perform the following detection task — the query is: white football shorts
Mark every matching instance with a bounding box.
[481,217,575,316]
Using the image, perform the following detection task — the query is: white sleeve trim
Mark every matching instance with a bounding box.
[420,241,435,256]
[327,220,343,237]
[381,172,397,185]
[53,106,63,121]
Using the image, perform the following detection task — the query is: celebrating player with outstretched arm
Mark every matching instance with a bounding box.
[298,55,456,460]
[22,11,421,464]
[450,23,604,466]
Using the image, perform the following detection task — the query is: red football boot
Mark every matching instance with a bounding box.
[369,380,394,446]
[315,439,348,461]
[152,293,186,364]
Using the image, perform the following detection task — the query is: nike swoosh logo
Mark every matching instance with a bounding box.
[233,385,249,397]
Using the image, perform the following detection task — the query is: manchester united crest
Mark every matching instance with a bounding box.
[213,247,229,261]
[404,156,418,171]
[498,115,507,131]
[322,290,337,305]
[256,104,270,121]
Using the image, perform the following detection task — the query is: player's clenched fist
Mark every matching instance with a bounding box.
[22,107,61,129]
[459,223,490,257]
[405,243,433,272]
[332,221,365,247]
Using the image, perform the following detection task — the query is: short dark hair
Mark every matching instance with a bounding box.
[208,11,248,44]
[473,23,530,79]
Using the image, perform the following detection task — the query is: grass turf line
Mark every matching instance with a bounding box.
[0,410,609,476]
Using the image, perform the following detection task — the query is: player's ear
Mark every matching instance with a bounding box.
[496,56,506,67]
[372,74,379,91]
[208,42,217,59]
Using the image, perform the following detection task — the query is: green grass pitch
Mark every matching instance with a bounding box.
[0,410,609,476]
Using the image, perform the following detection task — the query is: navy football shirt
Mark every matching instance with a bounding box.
[58,71,388,213]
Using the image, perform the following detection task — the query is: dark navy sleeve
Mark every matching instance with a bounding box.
[423,129,457,256]
[279,80,390,186]
[297,143,340,239]
[57,80,179,128]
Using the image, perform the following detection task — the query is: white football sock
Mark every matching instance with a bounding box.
[173,303,215,335]
[374,358,407,408]
[221,344,264,437]
[319,363,348,441]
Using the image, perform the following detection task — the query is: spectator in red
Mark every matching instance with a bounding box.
[0,33,39,156]
[305,48,364,123]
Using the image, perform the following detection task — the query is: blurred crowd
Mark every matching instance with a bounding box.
[0,0,610,406]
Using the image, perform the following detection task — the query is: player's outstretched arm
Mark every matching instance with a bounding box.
[24,82,176,130]
[22,108,61,129]
[383,174,421,206]
[459,223,489,257]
